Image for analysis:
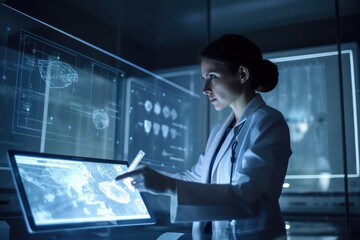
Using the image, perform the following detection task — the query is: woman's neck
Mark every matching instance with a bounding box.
[230,90,256,123]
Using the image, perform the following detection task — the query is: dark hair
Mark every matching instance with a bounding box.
[201,34,278,92]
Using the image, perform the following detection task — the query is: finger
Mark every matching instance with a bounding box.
[115,167,145,181]
[131,175,144,185]
[133,183,146,192]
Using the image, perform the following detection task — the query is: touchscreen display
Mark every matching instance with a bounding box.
[8,151,154,232]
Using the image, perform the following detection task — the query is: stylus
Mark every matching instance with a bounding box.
[127,150,145,172]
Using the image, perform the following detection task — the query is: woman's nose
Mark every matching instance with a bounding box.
[202,81,212,95]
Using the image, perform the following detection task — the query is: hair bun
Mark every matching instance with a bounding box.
[256,60,278,92]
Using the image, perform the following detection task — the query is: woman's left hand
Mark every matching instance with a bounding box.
[115,166,176,196]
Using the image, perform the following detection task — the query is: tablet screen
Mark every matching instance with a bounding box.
[7,150,155,233]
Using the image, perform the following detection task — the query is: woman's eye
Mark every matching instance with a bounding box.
[203,74,218,83]
[209,74,216,80]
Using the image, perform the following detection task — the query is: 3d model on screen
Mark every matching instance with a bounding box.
[144,100,152,113]
[92,109,110,130]
[161,124,169,138]
[153,122,160,135]
[38,60,78,88]
[162,105,170,118]
[143,120,152,134]
[15,156,150,224]
[153,102,161,115]
[170,109,177,120]
[170,128,177,139]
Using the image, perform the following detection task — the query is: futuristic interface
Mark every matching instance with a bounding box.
[126,78,190,170]
[8,30,125,158]
[262,48,359,193]
[14,155,151,225]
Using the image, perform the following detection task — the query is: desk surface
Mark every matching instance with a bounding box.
[1,216,193,240]
[3,215,359,240]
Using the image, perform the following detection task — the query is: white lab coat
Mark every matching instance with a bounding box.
[166,94,292,239]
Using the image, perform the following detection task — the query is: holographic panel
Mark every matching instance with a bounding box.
[11,30,125,159]
[126,78,191,171]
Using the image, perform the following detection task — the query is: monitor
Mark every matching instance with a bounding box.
[7,150,155,233]
[262,43,359,194]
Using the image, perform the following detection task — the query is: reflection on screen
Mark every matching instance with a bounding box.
[14,155,151,225]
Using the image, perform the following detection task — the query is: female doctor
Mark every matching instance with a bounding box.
[116,34,292,240]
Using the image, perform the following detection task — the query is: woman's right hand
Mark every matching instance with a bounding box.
[115,166,176,197]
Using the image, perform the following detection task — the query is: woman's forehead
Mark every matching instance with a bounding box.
[201,58,230,75]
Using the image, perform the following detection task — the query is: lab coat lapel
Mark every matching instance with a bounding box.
[210,130,234,181]
[210,94,266,181]
[202,113,235,182]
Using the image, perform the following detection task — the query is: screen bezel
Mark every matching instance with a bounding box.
[7,149,155,233]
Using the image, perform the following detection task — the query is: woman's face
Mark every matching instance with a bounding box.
[201,58,242,111]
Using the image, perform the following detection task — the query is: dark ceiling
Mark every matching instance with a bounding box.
[1,0,360,69]
[58,0,360,50]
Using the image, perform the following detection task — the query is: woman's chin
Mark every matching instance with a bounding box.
[212,104,226,111]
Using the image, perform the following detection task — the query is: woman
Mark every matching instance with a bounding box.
[116,34,292,240]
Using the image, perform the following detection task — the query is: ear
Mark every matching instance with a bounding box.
[238,66,249,84]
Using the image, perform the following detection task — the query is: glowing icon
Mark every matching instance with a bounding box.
[144,100,152,113]
[170,128,177,139]
[92,109,110,130]
[38,60,78,88]
[154,102,161,115]
[153,122,160,136]
[171,109,177,120]
[144,120,152,134]
[161,124,169,138]
[162,105,170,118]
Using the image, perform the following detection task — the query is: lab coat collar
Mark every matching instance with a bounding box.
[211,93,266,150]
[202,111,235,182]
[234,93,266,128]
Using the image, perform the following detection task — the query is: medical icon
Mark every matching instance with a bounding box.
[92,109,110,130]
[170,109,177,120]
[170,128,177,139]
[144,100,152,113]
[153,122,160,136]
[38,60,78,88]
[161,124,169,138]
[162,105,170,118]
[153,102,161,115]
[144,120,152,134]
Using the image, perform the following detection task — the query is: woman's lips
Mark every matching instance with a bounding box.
[209,98,217,102]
